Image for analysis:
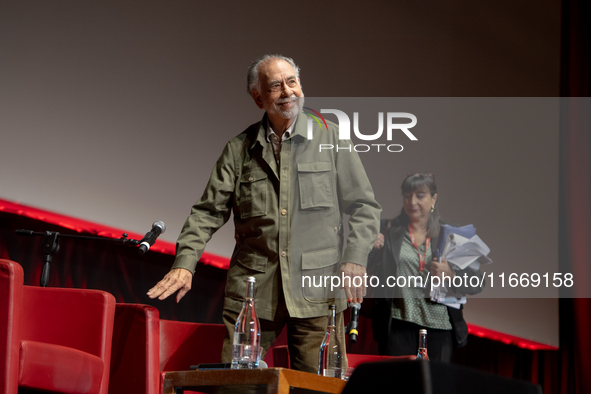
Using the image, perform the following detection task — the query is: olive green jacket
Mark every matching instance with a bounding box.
[172,111,381,319]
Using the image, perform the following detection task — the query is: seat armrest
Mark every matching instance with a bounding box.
[110,303,160,394]
[0,259,24,394]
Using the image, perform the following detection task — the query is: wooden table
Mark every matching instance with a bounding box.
[162,367,347,394]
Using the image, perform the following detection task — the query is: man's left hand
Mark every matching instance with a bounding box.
[340,262,366,304]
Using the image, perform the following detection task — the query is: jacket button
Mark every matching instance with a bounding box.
[281,209,287,216]
[281,251,286,257]
[249,176,254,182]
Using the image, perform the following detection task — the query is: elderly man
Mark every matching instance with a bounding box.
[148,54,380,373]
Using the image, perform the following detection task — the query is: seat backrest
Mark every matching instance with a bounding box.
[159,320,226,372]
[0,259,24,394]
[21,286,116,358]
[21,285,116,394]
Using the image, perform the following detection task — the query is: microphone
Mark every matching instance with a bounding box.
[347,302,361,342]
[138,221,166,255]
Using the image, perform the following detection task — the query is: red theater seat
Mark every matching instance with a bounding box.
[0,259,116,394]
[109,303,291,394]
[110,304,227,394]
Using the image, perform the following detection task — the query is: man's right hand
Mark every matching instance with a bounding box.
[147,268,193,303]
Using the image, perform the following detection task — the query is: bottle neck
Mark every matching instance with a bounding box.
[328,308,336,327]
[245,281,255,300]
[419,333,427,349]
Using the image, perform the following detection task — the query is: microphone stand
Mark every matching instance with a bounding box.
[15,229,141,287]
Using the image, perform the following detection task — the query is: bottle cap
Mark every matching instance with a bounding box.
[419,329,427,334]
[246,276,256,283]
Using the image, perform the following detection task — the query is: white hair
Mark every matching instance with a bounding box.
[246,54,300,95]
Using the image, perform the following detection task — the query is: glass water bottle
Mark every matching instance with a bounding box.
[231,276,261,369]
[416,329,430,361]
[318,304,343,378]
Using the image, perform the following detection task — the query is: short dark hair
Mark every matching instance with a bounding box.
[392,172,441,238]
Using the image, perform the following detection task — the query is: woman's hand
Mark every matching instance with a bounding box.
[430,258,455,280]
[373,233,385,249]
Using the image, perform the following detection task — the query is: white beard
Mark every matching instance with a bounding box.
[269,94,305,120]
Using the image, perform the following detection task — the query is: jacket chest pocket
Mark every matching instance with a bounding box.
[297,161,334,210]
[239,170,268,218]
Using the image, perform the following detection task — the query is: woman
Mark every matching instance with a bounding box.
[370,172,483,362]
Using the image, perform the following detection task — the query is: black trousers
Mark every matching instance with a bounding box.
[378,318,454,363]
